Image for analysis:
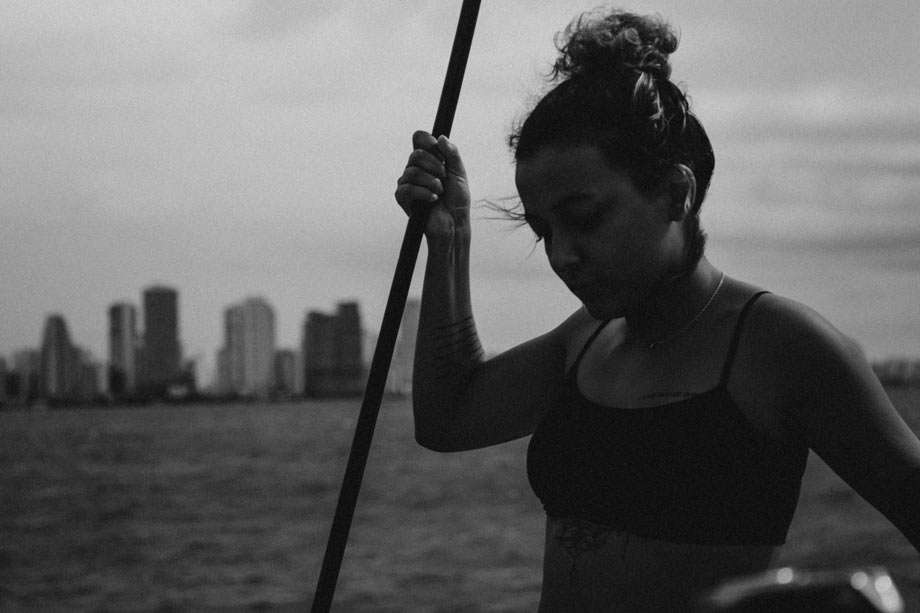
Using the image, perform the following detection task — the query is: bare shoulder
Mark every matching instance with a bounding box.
[743,293,865,366]
[731,291,878,422]
[730,290,920,552]
[547,306,609,372]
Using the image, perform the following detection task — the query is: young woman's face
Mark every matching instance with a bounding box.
[515,144,683,319]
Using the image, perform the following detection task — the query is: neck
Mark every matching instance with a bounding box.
[624,257,722,346]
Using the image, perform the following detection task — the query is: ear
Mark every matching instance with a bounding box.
[667,164,697,221]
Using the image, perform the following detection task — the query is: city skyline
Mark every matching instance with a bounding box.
[0,283,407,397]
[3,283,919,403]
[2,2,919,373]
[1,280,389,391]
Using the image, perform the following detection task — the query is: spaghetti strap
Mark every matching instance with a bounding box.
[719,291,770,385]
[566,319,611,380]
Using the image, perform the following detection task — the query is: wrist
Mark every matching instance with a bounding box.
[427,217,470,251]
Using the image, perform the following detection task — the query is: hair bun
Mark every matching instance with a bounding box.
[553,10,678,82]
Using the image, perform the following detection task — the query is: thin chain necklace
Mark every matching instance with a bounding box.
[647,272,726,349]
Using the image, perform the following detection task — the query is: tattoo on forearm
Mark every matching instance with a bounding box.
[432,315,474,332]
[416,315,484,382]
[433,329,479,353]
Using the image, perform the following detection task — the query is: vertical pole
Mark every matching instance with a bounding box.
[310,2,481,611]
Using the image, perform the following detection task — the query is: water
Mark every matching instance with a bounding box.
[2,392,919,611]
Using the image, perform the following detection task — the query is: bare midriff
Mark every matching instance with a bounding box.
[538,516,776,612]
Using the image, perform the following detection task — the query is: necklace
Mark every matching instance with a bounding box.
[647,272,726,349]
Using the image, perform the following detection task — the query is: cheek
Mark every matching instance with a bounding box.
[587,234,626,268]
[604,223,660,262]
[543,240,572,279]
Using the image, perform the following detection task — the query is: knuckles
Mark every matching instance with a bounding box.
[408,149,446,176]
[394,132,456,214]
[412,129,437,148]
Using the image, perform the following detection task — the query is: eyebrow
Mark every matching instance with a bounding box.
[520,191,595,221]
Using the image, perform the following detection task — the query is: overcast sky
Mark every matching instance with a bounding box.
[2,1,919,384]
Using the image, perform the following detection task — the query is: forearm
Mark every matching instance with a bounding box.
[412,230,485,441]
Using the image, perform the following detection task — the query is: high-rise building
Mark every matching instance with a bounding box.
[293,350,304,396]
[386,298,420,396]
[0,356,7,404]
[11,349,40,404]
[302,301,365,397]
[215,346,231,396]
[303,311,336,397]
[274,349,298,397]
[142,285,181,396]
[219,297,276,398]
[222,304,246,394]
[108,302,138,398]
[39,314,78,402]
[178,358,198,397]
[72,346,101,402]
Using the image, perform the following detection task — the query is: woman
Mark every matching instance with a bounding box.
[393,9,920,611]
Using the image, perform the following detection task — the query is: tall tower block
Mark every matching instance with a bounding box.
[220,297,276,398]
[40,314,76,401]
[142,285,181,396]
[108,302,138,397]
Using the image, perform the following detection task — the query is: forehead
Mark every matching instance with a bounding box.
[514,145,635,213]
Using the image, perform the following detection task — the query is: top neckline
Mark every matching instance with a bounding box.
[566,291,769,411]
[569,376,728,412]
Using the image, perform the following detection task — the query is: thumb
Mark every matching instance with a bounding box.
[436,135,467,179]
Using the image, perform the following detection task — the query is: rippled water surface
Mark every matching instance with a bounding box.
[1,392,919,611]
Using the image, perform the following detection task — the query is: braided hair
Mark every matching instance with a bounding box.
[509,9,714,266]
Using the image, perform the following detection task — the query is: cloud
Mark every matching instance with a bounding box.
[2,1,920,366]
[0,2,201,89]
[698,86,920,143]
[228,1,337,40]
[794,230,920,274]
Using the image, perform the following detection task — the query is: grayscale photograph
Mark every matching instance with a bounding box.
[1,2,918,611]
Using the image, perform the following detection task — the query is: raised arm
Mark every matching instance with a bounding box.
[394,130,575,452]
[743,296,920,552]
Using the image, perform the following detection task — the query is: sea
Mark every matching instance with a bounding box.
[2,390,919,612]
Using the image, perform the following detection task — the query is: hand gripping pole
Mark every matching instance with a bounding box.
[311,2,481,610]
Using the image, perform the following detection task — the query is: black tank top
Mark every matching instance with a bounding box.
[527,292,808,545]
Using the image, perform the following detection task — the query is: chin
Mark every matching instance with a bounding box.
[581,299,622,321]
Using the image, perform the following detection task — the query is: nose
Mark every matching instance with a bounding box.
[547,229,581,275]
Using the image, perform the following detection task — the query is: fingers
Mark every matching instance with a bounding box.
[414,130,466,179]
[400,165,443,193]
[395,130,468,218]
[394,180,439,215]
[435,135,466,178]
[395,157,443,211]
[395,131,445,213]
[412,129,438,152]
[406,147,446,180]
